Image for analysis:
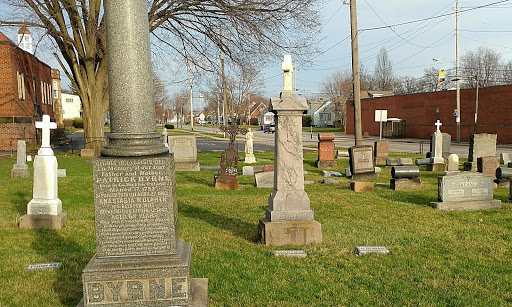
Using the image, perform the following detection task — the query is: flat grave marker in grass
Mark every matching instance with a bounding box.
[355,246,390,255]
[24,262,62,271]
[273,250,307,258]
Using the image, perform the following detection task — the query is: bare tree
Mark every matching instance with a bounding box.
[461,46,501,88]
[0,0,323,154]
[373,47,394,91]
[421,67,442,92]
[153,74,169,124]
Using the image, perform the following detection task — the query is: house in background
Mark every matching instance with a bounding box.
[248,101,269,125]
[61,92,82,120]
[307,100,336,127]
[0,28,60,151]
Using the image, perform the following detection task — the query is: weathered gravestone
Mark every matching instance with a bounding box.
[242,166,254,176]
[350,181,375,192]
[429,132,451,159]
[19,115,67,230]
[336,150,349,159]
[430,173,501,211]
[255,171,274,188]
[446,153,459,174]
[80,148,95,158]
[214,122,247,190]
[374,140,389,165]
[464,133,497,171]
[500,152,511,165]
[168,135,200,171]
[390,166,421,190]
[11,140,30,178]
[349,146,377,180]
[79,1,207,305]
[315,133,337,169]
[258,55,322,246]
[477,156,499,180]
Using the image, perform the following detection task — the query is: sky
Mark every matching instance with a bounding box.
[1,0,512,108]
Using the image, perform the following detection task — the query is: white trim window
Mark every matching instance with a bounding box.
[17,71,25,100]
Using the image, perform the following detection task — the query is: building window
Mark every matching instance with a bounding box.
[66,98,73,103]
[47,83,52,105]
[41,81,45,104]
[17,72,25,100]
[53,81,58,99]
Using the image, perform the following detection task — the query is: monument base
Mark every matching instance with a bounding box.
[495,179,510,188]
[11,169,30,178]
[244,154,256,164]
[258,218,322,246]
[375,157,387,165]
[426,163,446,172]
[390,178,421,190]
[315,160,337,169]
[175,161,200,172]
[350,172,378,181]
[464,161,477,171]
[430,200,501,211]
[80,240,207,306]
[214,174,239,190]
[350,181,375,192]
[19,213,67,230]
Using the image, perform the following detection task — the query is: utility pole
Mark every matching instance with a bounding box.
[187,58,194,131]
[350,0,362,146]
[247,83,251,125]
[474,74,479,134]
[293,60,297,92]
[455,0,461,142]
[220,26,227,137]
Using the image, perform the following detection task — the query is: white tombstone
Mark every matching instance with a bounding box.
[446,153,459,173]
[432,120,444,164]
[162,127,168,148]
[244,128,256,164]
[500,153,511,165]
[11,140,30,178]
[282,54,293,91]
[20,115,66,230]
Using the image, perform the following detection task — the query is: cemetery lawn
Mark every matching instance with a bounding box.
[1,151,511,306]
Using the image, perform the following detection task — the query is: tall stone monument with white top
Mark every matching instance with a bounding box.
[427,120,446,172]
[79,0,207,305]
[11,139,30,178]
[19,115,67,230]
[258,55,322,246]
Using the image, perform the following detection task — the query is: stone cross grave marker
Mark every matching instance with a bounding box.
[214,121,247,189]
[282,54,293,91]
[11,139,30,178]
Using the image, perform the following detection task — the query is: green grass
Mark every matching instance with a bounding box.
[1,152,511,306]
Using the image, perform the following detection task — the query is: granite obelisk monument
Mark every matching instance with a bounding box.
[79,0,207,305]
[258,55,322,246]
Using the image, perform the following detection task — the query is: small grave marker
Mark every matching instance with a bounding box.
[355,246,389,255]
[25,262,62,271]
[273,250,307,257]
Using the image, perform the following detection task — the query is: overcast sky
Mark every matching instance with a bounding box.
[1,0,511,107]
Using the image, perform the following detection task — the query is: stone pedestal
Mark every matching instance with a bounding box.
[11,168,30,178]
[214,174,239,190]
[244,153,256,164]
[390,178,421,190]
[261,90,322,246]
[315,133,336,169]
[427,163,446,172]
[350,181,375,192]
[374,140,389,165]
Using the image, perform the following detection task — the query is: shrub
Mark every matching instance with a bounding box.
[165,124,174,129]
[302,115,312,127]
[72,119,84,128]
[62,119,74,129]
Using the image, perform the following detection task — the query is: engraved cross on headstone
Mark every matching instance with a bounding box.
[221,122,248,149]
[435,120,442,133]
[35,115,56,148]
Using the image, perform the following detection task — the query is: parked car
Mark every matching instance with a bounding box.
[263,124,275,133]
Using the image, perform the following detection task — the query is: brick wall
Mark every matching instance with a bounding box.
[346,85,512,144]
[0,122,35,151]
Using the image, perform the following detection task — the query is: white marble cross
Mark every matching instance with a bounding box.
[36,115,57,148]
[435,120,442,133]
[282,54,293,91]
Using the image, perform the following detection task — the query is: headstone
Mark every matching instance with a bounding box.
[430,132,451,159]
[255,171,274,188]
[446,154,459,173]
[244,128,256,163]
[428,120,446,171]
[464,133,497,171]
[26,155,32,162]
[11,140,30,178]
[385,158,400,167]
[253,165,266,173]
[322,170,342,177]
[168,135,200,171]
[24,262,62,271]
[500,152,511,165]
[350,181,375,192]
[257,158,271,162]
[349,145,377,180]
[399,158,413,166]
[258,55,322,247]
[304,180,314,185]
[242,166,254,176]
[415,158,431,167]
[375,166,381,173]
[57,169,66,178]
[315,133,337,169]
[355,246,389,255]
[336,150,349,159]
[214,122,247,190]
[374,140,389,165]
[19,115,67,230]
[390,166,421,190]
[322,178,339,184]
[79,0,207,304]
[80,148,95,158]
[345,167,352,178]
[430,173,501,211]
[200,165,221,170]
[477,156,499,180]
[273,250,307,258]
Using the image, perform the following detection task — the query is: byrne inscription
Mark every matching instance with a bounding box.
[93,157,176,257]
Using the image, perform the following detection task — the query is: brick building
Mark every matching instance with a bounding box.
[0,29,58,151]
[346,85,512,144]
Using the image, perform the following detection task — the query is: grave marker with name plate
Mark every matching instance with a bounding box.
[430,173,501,211]
[349,146,377,180]
[168,135,200,171]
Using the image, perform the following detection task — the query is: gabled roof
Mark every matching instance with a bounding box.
[361,91,394,98]
[0,31,15,45]
[309,101,325,113]
[314,100,334,115]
